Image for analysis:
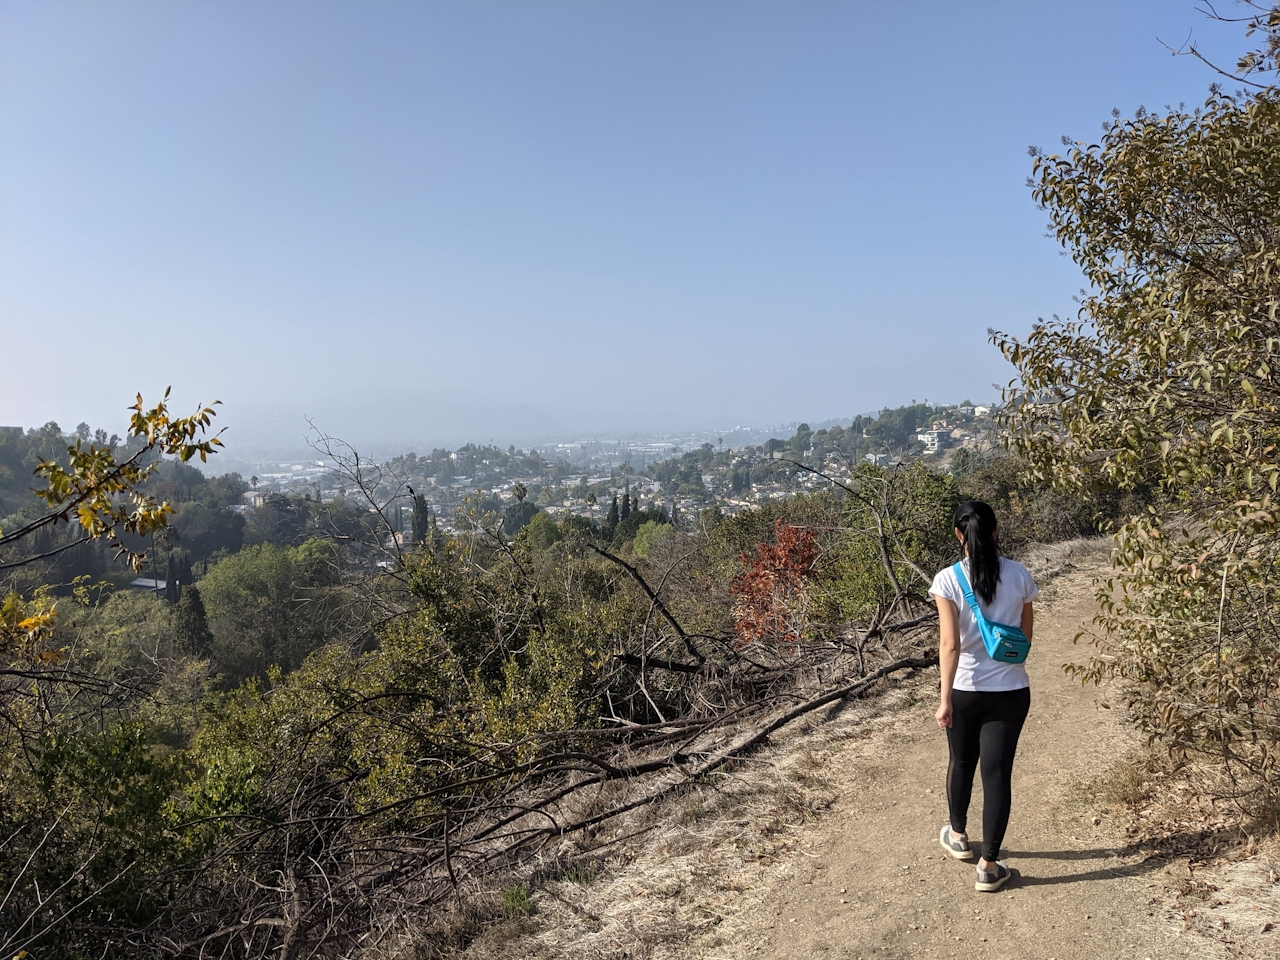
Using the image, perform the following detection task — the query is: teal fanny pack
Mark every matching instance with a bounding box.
[952,562,1030,664]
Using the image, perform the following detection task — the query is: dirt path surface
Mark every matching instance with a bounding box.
[707,562,1191,960]
[462,553,1279,960]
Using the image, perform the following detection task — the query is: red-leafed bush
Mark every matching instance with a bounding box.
[728,520,818,648]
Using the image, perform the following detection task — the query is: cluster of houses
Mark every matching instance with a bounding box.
[916,404,991,454]
[227,405,999,534]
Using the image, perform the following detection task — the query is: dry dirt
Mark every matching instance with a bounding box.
[704,559,1187,960]
[456,545,1280,960]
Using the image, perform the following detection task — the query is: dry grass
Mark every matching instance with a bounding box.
[1061,741,1280,958]
[1144,827,1280,959]
[1019,536,1109,584]
[1100,759,1152,807]
[414,673,928,960]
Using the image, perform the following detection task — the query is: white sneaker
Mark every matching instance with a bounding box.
[938,824,974,860]
[975,860,1011,892]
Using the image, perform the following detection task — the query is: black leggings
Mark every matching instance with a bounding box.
[946,687,1031,862]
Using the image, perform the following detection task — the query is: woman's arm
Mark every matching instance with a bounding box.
[935,595,960,729]
[1021,602,1034,643]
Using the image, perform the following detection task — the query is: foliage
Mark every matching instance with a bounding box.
[0,390,222,571]
[609,505,667,550]
[198,539,341,685]
[245,492,311,546]
[0,392,1086,954]
[632,519,675,558]
[0,586,59,661]
[995,82,1280,802]
[173,584,214,657]
[728,520,819,647]
[819,463,959,624]
[170,499,246,564]
[1227,2,1280,80]
[501,884,535,917]
[950,450,1149,550]
[411,491,431,545]
[503,499,541,535]
[0,720,193,956]
[61,588,172,678]
[862,403,935,452]
[524,510,563,549]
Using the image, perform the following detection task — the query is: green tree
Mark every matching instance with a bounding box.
[863,404,932,451]
[820,463,959,623]
[0,720,192,956]
[247,493,310,545]
[994,64,1280,800]
[198,539,340,685]
[524,511,563,549]
[604,495,620,536]
[173,584,214,657]
[789,422,813,456]
[172,500,245,562]
[165,554,180,604]
[632,519,674,558]
[410,490,431,545]
[503,500,540,535]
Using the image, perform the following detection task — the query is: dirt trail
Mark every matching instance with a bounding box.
[708,562,1191,960]
[463,554,1269,960]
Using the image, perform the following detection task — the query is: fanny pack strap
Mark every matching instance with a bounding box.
[952,561,989,629]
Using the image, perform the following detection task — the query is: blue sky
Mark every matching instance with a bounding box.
[0,1,1253,453]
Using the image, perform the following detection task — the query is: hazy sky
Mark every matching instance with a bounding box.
[0,1,1252,454]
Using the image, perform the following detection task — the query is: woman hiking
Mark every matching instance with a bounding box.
[929,500,1037,892]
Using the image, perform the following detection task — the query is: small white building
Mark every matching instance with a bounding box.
[917,430,949,454]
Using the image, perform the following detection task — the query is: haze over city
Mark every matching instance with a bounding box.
[1,2,1252,454]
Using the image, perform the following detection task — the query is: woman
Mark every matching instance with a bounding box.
[929,500,1037,892]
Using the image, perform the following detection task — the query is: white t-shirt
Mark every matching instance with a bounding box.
[929,557,1038,692]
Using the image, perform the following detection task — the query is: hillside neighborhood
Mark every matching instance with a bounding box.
[222,402,998,538]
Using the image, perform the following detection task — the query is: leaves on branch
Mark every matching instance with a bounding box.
[0,389,222,571]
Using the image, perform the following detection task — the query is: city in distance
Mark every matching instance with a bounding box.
[206,400,995,538]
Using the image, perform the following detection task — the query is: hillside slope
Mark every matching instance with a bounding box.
[454,545,1278,959]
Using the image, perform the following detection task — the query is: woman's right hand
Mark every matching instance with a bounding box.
[935,700,952,729]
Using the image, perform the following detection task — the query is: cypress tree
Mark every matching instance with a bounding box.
[621,493,631,521]
[164,555,180,604]
[174,585,214,657]
[411,493,431,545]
[605,495,620,534]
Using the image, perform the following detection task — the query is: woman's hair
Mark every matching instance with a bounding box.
[954,500,1001,605]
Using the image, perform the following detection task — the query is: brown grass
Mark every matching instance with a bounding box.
[395,674,924,960]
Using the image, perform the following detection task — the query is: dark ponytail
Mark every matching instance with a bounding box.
[954,500,1000,605]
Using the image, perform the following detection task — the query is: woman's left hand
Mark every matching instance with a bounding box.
[935,701,952,729]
